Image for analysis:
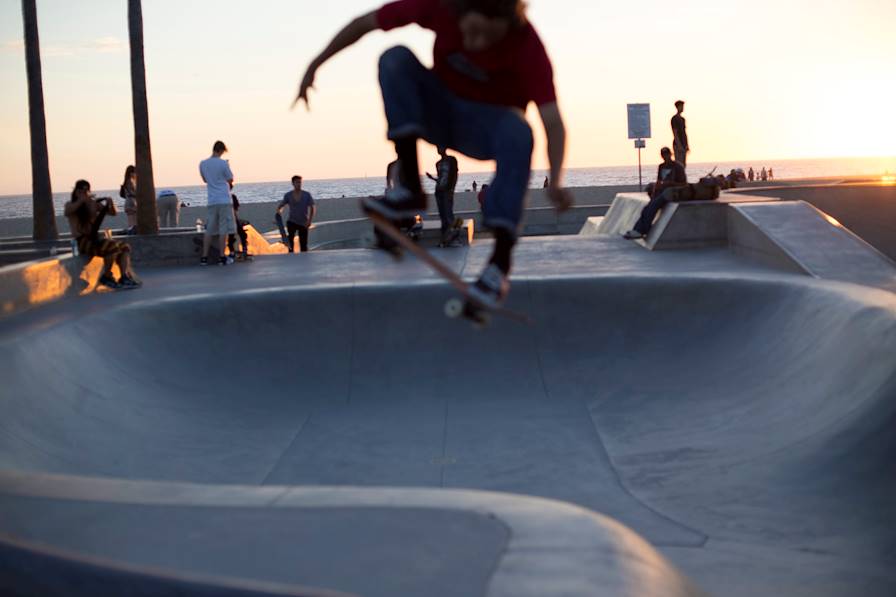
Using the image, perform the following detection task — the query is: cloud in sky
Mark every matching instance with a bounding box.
[1,36,124,57]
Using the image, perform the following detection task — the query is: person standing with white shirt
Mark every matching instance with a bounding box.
[199,140,236,265]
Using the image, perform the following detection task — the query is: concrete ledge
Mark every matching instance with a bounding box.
[0,255,120,318]
[0,470,705,597]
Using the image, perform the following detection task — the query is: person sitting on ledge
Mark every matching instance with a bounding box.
[623,146,688,240]
[64,179,141,289]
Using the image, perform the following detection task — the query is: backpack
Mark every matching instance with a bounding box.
[119,184,126,199]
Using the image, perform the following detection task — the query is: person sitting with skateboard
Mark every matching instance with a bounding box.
[64,179,140,289]
[623,147,688,240]
[295,0,573,307]
[426,146,462,247]
[276,175,316,253]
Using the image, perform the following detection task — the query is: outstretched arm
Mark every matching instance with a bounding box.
[293,11,380,110]
[537,101,573,212]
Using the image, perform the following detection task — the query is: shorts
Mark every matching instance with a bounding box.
[78,236,130,258]
[206,204,237,236]
[124,196,137,215]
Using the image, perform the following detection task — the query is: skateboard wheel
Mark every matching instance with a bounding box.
[445,298,463,318]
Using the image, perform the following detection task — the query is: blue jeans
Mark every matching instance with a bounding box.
[634,188,674,234]
[379,46,533,236]
[435,189,455,232]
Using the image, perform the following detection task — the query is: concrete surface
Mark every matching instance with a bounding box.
[731,183,896,260]
[1,237,895,596]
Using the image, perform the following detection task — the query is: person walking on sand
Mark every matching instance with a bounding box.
[294,0,573,308]
[276,175,317,253]
[671,100,689,168]
[199,140,236,265]
[426,146,461,246]
[120,165,138,234]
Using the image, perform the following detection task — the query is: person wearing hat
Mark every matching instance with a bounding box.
[198,140,236,265]
[671,100,689,167]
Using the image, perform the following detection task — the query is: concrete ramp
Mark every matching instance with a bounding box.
[729,201,896,291]
[589,193,896,291]
[1,269,895,596]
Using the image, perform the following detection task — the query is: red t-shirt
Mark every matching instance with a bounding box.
[377,0,556,110]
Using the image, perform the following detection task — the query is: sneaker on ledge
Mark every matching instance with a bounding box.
[362,184,426,224]
[622,230,644,240]
[467,263,510,308]
[98,273,120,289]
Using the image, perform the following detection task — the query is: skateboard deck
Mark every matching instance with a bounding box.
[365,208,532,326]
[275,213,290,249]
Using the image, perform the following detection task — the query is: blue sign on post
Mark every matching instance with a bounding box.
[627,103,651,139]
[627,103,651,190]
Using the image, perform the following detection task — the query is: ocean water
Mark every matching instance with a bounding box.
[1,156,893,220]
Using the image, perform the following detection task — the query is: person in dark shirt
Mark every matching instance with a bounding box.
[671,100,689,167]
[227,193,251,260]
[294,0,573,307]
[426,146,461,246]
[64,179,140,288]
[276,176,317,253]
[623,147,688,239]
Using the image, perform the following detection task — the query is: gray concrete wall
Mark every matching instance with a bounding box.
[0,185,633,238]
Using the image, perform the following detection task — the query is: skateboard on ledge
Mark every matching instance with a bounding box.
[364,208,532,328]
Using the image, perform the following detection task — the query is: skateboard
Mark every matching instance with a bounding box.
[275,213,290,249]
[364,208,532,327]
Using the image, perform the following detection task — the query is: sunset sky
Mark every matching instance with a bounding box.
[0,0,894,195]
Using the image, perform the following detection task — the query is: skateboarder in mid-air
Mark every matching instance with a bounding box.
[294,0,573,308]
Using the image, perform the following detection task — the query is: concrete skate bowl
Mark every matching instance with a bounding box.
[1,275,896,596]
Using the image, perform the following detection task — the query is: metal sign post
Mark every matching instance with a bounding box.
[627,104,651,191]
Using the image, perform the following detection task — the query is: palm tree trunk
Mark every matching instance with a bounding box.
[22,0,58,241]
[128,0,158,235]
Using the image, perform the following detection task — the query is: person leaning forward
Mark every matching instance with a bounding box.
[65,179,141,289]
[623,147,688,240]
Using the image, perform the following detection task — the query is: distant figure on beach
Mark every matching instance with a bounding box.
[748,167,755,181]
[276,175,317,253]
[295,0,572,308]
[228,193,251,260]
[120,165,138,234]
[768,167,774,180]
[543,176,549,188]
[761,167,768,181]
[472,180,478,193]
[426,146,462,247]
[623,147,688,240]
[199,140,237,265]
[157,189,180,228]
[65,179,140,289]
[671,100,689,167]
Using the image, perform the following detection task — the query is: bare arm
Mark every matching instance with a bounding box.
[293,11,380,109]
[537,101,573,212]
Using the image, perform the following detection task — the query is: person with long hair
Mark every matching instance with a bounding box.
[120,165,137,233]
[65,179,140,289]
[295,0,573,308]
